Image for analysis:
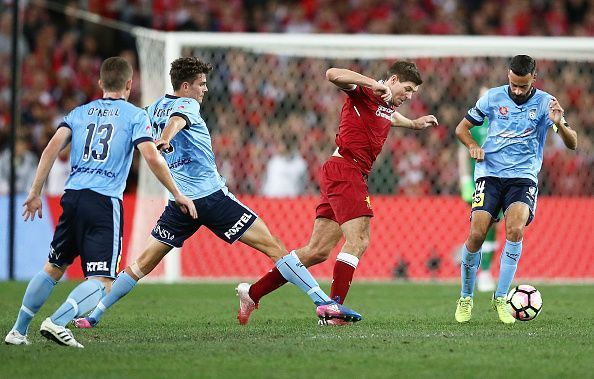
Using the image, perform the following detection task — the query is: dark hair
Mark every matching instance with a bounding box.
[100,57,133,91]
[386,61,423,85]
[510,55,536,76]
[170,57,213,90]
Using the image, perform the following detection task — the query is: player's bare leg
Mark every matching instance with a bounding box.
[296,217,343,266]
[239,218,286,262]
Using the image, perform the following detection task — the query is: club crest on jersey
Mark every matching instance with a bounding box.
[499,106,508,115]
[365,196,372,209]
[529,108,537,120]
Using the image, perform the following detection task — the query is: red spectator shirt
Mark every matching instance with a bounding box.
[335,85,396,175]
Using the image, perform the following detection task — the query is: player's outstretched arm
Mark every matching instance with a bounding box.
[137,141,198,219]
[549,98,577,150]
[23,127,72,221]
[326,68,392,102]
[391,112,438,129]
[455,118,484,162]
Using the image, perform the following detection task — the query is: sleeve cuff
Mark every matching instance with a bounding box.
[133,136,153,147]
[170,112,191,130]
[465,114,483,126]
[58,122,71,130]
[341,84,357,92]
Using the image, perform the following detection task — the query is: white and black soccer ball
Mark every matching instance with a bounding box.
[506,284,543,321]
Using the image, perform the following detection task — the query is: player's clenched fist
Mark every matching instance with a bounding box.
[372,82,392,103]
[411,115,438,129]
[468,144,485,162]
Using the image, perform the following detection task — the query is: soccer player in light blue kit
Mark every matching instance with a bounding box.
[75,57,361,330]
[454,55,577,324]
[4,57,197,348]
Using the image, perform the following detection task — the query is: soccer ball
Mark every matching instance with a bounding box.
[506,285,543,321]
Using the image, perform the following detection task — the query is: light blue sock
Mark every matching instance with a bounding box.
[50,279,105,326]
[88,272,137,324]
[275,251,331,305]
[460,244,482,298]
[495,240,523,298]
[12,270,57,335]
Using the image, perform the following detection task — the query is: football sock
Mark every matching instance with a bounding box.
[88,271,137,324]
[249,267,287,304]
[12,270,57,335]
[460,244,481,298]
[495,240,523,298]
[330,252,359,304]
[480,227,497,271]
[275,251,331,304]
[50,279,105,326]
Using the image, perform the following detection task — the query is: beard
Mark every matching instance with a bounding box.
[510,86,533,104]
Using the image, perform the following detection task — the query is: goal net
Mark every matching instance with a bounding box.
[131,31,594,282]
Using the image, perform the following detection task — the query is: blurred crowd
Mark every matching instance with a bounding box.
[0,0,593,197]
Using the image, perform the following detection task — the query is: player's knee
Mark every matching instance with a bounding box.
[44,261,66,281]
[301,241,333,266]
[467,230,487,251]
[506,225,524,242]
[271,235,287,252]
[345,235,369,255]
[93,276,113,293]
[305,249,331,266]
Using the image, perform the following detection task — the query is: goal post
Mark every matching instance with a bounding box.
[130,30,594,282]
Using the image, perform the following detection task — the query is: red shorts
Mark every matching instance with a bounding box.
[316,156,374,225]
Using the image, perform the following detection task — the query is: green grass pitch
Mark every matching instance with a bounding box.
[1,281,593,379]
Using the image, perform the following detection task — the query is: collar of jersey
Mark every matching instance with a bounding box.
[165,94,180,99]
[103,97,125,101]
[507,86,536,106]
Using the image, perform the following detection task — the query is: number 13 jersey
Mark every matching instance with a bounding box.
[61,97,153,200]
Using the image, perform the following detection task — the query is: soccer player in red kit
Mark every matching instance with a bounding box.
[237,61,438,325]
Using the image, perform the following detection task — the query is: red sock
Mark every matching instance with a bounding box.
[330,253,359,304]
[248,267,287,304]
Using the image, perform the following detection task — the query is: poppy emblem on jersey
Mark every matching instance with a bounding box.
[499,106,508,115]
[178,105,185,109]
[529,108,537,120]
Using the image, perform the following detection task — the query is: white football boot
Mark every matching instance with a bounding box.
[40,317,84,348]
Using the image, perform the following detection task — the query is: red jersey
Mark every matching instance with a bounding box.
[335,85,396,175]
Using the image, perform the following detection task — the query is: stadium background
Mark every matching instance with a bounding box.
[1,0,593,282]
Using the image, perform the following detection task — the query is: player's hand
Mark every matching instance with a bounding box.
[372,82,392,103]
[468,144,485,162]
[174,194,198,219]
[411,115,438,130]
[22,194,43,221]
[155,139,172,153]
[548,98,564,125]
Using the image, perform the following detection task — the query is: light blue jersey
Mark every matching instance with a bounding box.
[465,85,555,184]
[62,98,153,199]
[146,94,225,200]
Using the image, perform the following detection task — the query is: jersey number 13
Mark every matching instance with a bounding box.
[83,123,114,161]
